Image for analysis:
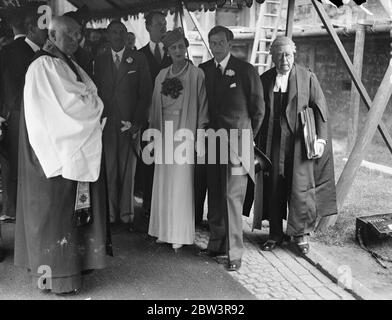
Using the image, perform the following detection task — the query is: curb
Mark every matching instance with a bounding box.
[303,245,384,300]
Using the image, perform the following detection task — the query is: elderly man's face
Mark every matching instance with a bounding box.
[272,44,295,75]
[53,20,81,56]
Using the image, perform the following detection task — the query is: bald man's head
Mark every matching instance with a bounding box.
[49,16,81,56]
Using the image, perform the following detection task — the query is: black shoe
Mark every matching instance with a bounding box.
[227,259,241,272]
[198,248,226,257]
[293,235,310,255]
[296,242,310,255]
[0,247,5,263]
[261,239,281,251]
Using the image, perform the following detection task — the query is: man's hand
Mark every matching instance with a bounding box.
[314,139,326,159]
[121,121,132,133]
[121,121,140,139]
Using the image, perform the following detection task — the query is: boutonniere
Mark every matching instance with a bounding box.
[225,69,235,77]
[126,57,134,64]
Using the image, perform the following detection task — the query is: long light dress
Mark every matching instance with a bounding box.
[148,62,208,245]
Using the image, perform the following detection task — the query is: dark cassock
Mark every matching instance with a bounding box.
[0,36,38,219]
[199,53,264,269]
[252,64,337,242]
[95,46,153,224]
[137,42,172,218]
[14,42,109,294]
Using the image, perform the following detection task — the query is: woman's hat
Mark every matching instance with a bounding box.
[162,28,189,49]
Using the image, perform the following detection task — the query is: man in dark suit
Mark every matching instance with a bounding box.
[136,11,172,219]
[95,20,152,226]
[199,26,264,271]
[0,3,47,223]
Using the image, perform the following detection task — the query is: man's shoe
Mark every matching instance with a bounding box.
[227,259,241,272]
[0,247,5,263]
[198,248,226,257]
[293,235,310,255]
[294,241,310,255]
[261,239,281,251]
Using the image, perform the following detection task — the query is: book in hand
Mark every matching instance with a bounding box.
[300,107,317,160]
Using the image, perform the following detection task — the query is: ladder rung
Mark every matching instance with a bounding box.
[259,38,273,42]
[264,13,279,17]
[266,0,281,3]
[256,51,269,55]
[255,63,269,67]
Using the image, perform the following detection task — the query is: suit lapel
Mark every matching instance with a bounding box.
[115,48,132,85]
[215,55,235,106]
[286,65,298,134]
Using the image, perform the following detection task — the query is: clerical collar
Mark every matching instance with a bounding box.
[214,53,231,73]
[14,34,26,40]
[274,72,290,93]
[25,37,40,53]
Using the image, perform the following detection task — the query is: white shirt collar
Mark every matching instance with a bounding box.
[149,41,164,57]
[111,47,126,62]
[25,37,40,53]
[14,34,26,40]
[274,71,291,93]
[215,53,231,73]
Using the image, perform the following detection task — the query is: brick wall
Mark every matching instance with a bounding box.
[294,32,392,141]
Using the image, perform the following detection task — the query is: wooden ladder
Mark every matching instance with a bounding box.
[250,0,284,74]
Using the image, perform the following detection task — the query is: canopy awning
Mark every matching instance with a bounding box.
[66,0,263,19]
[65,0,365,19]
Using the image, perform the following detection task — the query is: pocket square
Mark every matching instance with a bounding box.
[230,83,237,88]
[127,70,136,75]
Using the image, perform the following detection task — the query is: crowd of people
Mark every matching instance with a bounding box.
[0,4,337,295]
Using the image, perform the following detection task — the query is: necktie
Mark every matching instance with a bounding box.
[154,43,161,64]
[114,53,121,69]
[215,63,223,79]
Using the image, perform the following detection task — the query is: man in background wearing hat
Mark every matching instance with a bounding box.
[254,36,337,255]
[199,26,264,271]
[95,20,152,227]
[136,11,172,223]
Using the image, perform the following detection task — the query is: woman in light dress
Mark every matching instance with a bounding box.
[148,28,209,251]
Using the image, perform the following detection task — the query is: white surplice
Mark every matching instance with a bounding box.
[23,55,104,182]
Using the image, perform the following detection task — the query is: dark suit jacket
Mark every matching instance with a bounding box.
[199,55,265,180]
[199,55,264,137]
[0,37,35,115]
[139,43,172,85]
[73,45,94,78]
[94,47,153,127]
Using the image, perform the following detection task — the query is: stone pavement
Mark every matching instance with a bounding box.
[195,215,356,300]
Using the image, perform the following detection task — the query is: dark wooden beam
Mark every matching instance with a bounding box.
[311,0,392,155]
[285,0,295,38]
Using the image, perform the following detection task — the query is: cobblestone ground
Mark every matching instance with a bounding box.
[194,216,356,300]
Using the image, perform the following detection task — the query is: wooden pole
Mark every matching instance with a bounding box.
[347,20,366,155]
[285,0,295,38]
[185,9,213,58]
[317,62,392,230]
[311,0,392,155]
